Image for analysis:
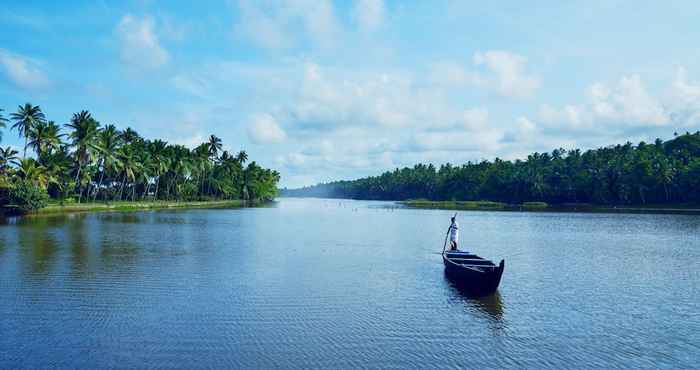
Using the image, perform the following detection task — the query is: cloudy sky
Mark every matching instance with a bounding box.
[2,1,700,187]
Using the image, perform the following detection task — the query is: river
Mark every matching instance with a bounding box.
[1,198,698,368]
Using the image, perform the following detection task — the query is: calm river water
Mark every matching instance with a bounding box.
[1,198,699,369]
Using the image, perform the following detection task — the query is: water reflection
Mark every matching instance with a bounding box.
[2,200,699,369]
[444,272,505,325]
[471,291,504,321]
[67,215,90,276]
[16,219,59,275]
[100,241,139,271]
[99,213,145,224]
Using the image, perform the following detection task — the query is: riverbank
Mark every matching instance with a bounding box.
[30,199,250,215]
[400,200,700,215]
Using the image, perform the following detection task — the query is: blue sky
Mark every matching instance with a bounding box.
[2,1,700,187]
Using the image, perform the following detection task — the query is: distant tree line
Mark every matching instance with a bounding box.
[282,132,700,205]
[0,103,280,212]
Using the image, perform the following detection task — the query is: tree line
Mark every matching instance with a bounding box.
[282,132,700,205]
[0,103,280,212]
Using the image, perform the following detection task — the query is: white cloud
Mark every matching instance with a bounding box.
[409,130,500,153]
[671,67,700,104]
[172,133,206,149]
[293,63,417,129]
[115,15,169,70]
[461,108,489,131]
[302,1,339,49]
[236,0,292,50]
[235,0,340,50]
[276,152,309,168]
[538,74,670,135]
[247,113,287,144]
[428,61,479,87]
[0,49,50,90]
[354,0,384,32]
[539,104,587,128]
[502,116,538,143]
[473,50,541,99]
[428,51,540,99]
[667,67,700,126]
[594,75,668,125]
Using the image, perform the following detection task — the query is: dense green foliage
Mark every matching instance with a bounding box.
[0,103,279,212]
[8,179,49,212]
[283,133,700,205]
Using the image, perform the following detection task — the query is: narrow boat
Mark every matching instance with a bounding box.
[442,250,505,296]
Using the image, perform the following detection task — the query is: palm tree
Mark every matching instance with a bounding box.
[236,150,248,165]
[120,127,141,145]
[116,145,143,201]
[10,103,46,158]
[138,149,153,200]
[41,146,73,200]
[208,135,222,159]
[0,146,19,173]
[167,145,192,200]
[67,110,100,202]
[93,124,122,201]
[193,143,211,196]
[28,120,65,162]
[17,158,54,188]
[0,108,8,142]
[148,140,169,200]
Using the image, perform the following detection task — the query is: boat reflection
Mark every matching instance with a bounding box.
[444,271,505,324]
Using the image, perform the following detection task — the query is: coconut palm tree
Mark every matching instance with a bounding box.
[167,145,192,200]
[116,145,143,201]
[120,127,141,145]
[28,120,65,161]
[66,110,100,202]
[93,124,122,201]
[0,146,19,173]
[41,146,73,200]
[16,158,55,188]
[0,108,8,142]
[148,139,169,200]
[208,135,222,160]
[192,143,210,195]
[236,150,248,165]
[10,103,46,158]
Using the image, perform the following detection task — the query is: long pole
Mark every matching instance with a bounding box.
[442,212,458,255]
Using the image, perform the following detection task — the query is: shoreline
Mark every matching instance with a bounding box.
[399,200,700,215]
[3,199,259,217]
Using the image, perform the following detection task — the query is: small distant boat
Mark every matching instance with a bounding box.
[442,250,505,296]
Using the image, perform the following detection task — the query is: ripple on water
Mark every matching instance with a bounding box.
[1,202,699,369]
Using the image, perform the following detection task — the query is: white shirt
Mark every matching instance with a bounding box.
[449,221,459,242]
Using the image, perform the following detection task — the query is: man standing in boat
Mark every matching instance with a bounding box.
[448,216,459,250]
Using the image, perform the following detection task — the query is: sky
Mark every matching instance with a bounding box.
[2,1,700,188]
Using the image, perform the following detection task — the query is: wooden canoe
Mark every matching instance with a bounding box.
[442,250,504,296]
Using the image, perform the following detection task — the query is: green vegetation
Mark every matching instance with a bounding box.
[8,179,49,212]
[403,200,506,210]
[283,132,700,207]
[36,199,246,215]
[400,199,700,215]
[522,202,549,210]
[0,103,280,214]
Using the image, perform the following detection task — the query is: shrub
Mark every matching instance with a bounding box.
[9,180,49,213]
[522,201,549,209]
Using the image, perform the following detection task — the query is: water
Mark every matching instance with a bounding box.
[1,198,698,369]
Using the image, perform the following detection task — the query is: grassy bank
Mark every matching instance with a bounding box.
[400,200,700,215]
[33,199,250,215]
[401,200,508,211]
